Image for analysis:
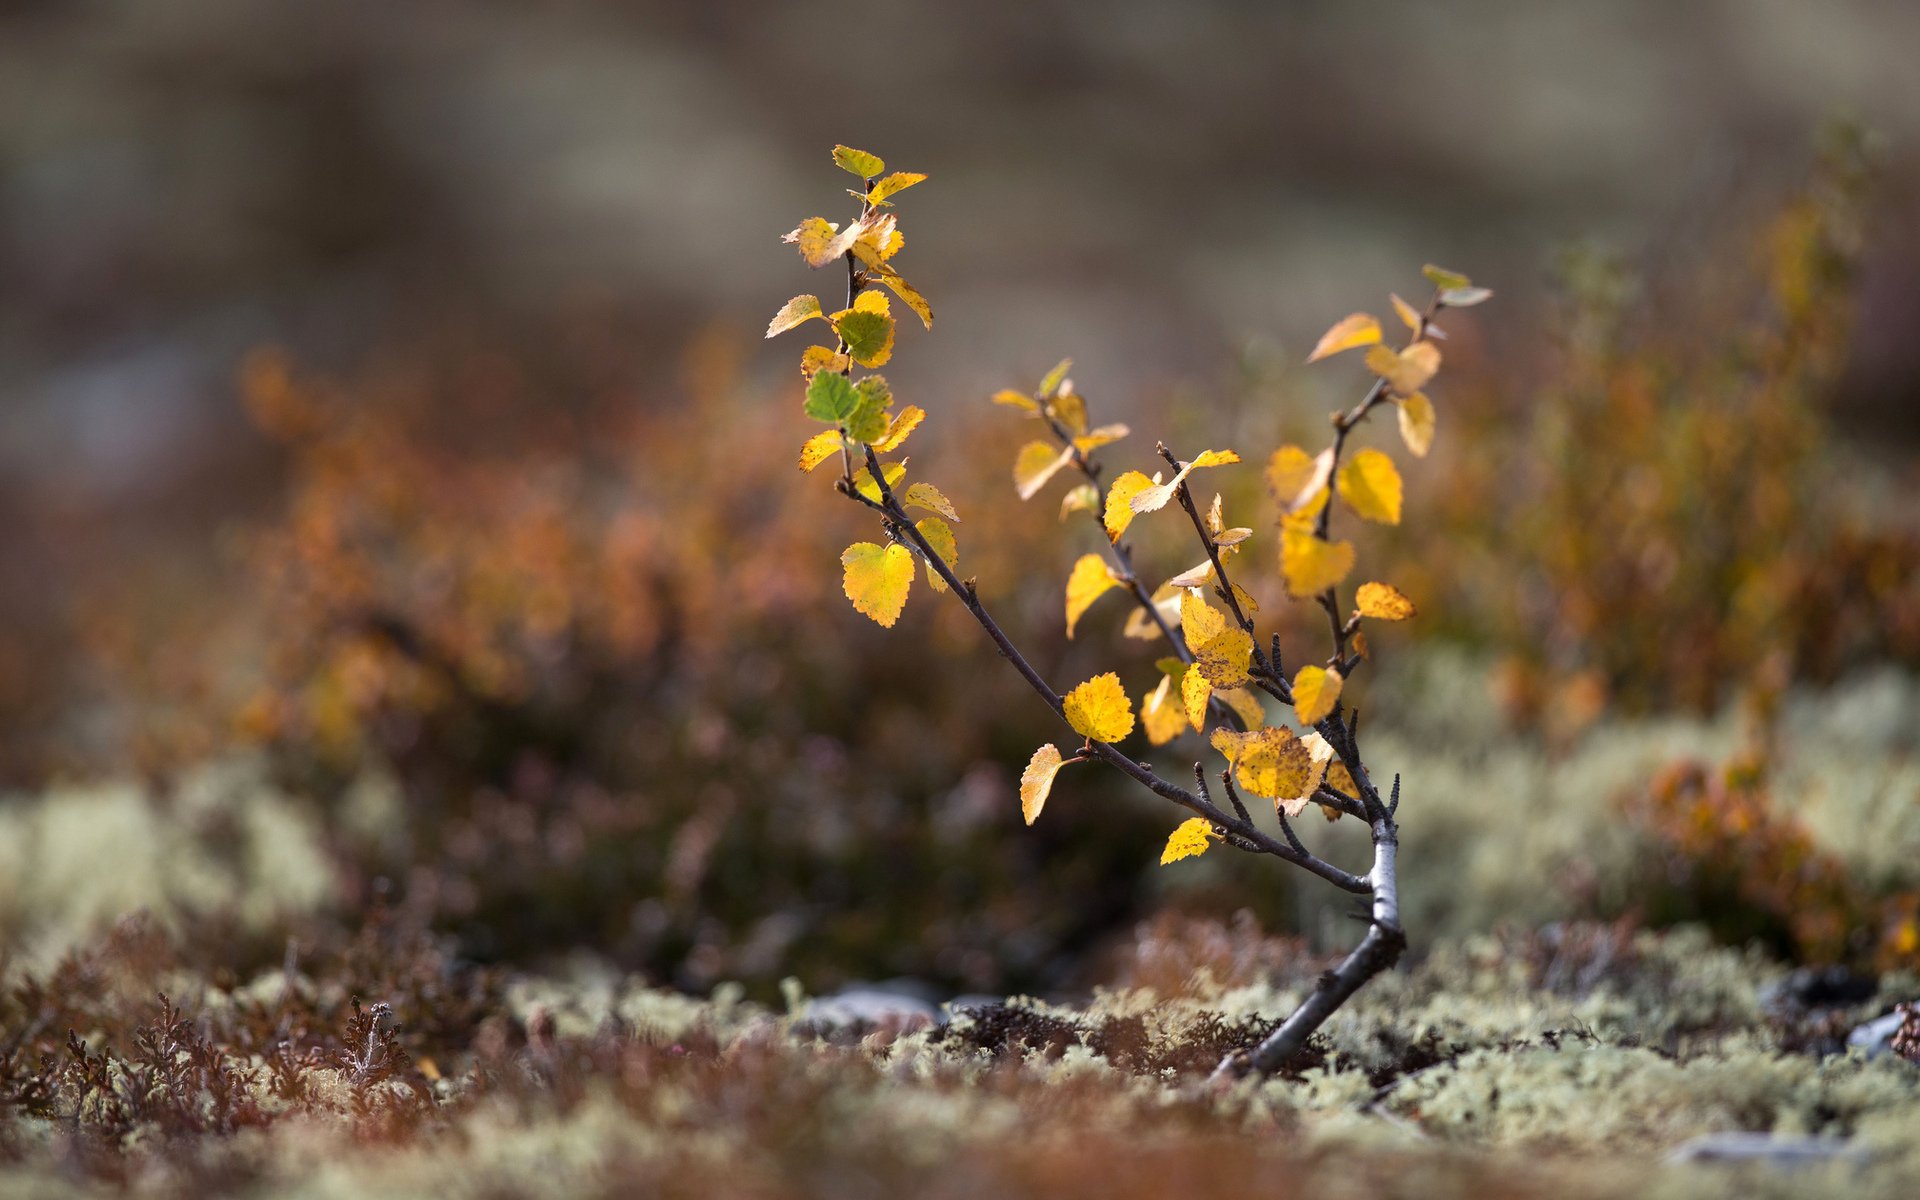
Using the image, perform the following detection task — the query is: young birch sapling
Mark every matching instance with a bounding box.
[768,144,1491,1078]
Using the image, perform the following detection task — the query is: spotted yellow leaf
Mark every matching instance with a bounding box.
[902,481,957,521]
[841,542,914,628]
[1307,313,1383,363]
[867,171,926,204]
[1280,528,1355,597]
[1195,628,1253,688]
[784,216,862,268]
[876,266,932,330]
[800,345,850,380]
[1336,448,1403,525]
[1211,727,1312,800]
[1180,589,1229,647]
[1104,471,1155,541]
[1214,686,1267,730]
[1292,665,1343,725]
[798,430,844,472]
[1064,554,1122,638]
[1159,817,1214,865]
[766,294,826,338]
[1229,582,1260,615]
[1181,664,1213,731]
[1397,392,1435,458]
[1013,441,1074,500]
[1355,581,1416,621]
[873,405,925,453]
[1063,673,1134,744]
[916,518,957,594]
[851,215,903,268]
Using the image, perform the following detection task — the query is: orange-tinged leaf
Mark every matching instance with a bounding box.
[1064,554,1122,638]
[1355,581,1416,621]
[1397,391,1436,458]
[902,481,957,521]
[1307,313,1382,363]
[1390,293,1423,334]
[800,345,850,380]
[1181,665,1213,731]
[1013,441,1074,500]
[799,430,844,472]
[767,294,826,337]
[1281,528,1355,597]
[1064,673,1134,743]
[841,542,914,627]
[873,405,925,453]
[1195,628,1253,687]
[1180,589,1229,646]
[1159,817,1214,865]
[1141,675,1186,746]
[1292,665,1343,725]
[1104,471,1155,541]
[877,266,932,329]
[1020,744,1064,824]
[834,308,896,368]
[832,145,886,179]
[917,517,957,594]
[784,216,862,268]
[1059,483,1098,520]
[1365,342,1441,394]
[1336,448,1403,525]
[1352,630,1371,661]
[867,171,926,204]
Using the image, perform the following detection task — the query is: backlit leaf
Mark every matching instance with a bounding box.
[1336,448,1403,525]
[1048,391,1089,437]
[852,460,907,503]
[1292,665,1343,725]
[876,266,933,329]
[1215,686,1267,730]
[1230,581,1260,615]
[800,345,850,380]
[784,216,862,268]
[1124,585,1181,640]
[992,388,1039,413]
[867,171,926,204]
[1390,293,1423,333]
[1104,471,1155,541]
[841,542,913,627]
[1397,391,1436,458]
[1038,358,1073,398]
[1211,727,1312,800]
[873,404,925,452]
[1355,581,1416,621]
[846,375,894,444]
[1074,424,1128,453]
[1165,560,1213,589]
[1422,264,1471,290]
[1267,445,1335,516]
[832,145,886,179]
[1013,441,1074,500]
[1064,554,1122,638]
[1179,589,1228,646]
[916,517,957,593]
[1064,672,1134,743]
[834,307,896,369]
[1365,342,1441,395]
[1281,528,1355,597]
[851,215,903,267]
[1159,817,1214,865]
[902,481,958,521]
[1307,313,1382,363]
[1181,665,1213,730]
[798,430,844,472]
[1020,744,1065,824]
[1141,675,1186,746]
[804,371,859,423]
[1060,483,1099,520]
[1195,628,1253,688]
[766,294,825,337]
[1130,449,1239,515]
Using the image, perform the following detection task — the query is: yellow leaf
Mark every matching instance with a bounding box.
[1064,554,1122,638]
[1304,730,1358,808]
[1165,560,1214,589]
[1365,342,1441,394]
[1390,293,1423,334]
[1181,665,1213,731]
[832,145,886,178]
[798,430,843,472]
[1038,358,1073,398]
[841,542,914,627]
[1124,585,1181,641]
[1211,727,1312,800]
[1179,589,1229,646]
[1195,628,1253,687]
[917,518,958,594]
[852,460,907,503]
[1267,445,1335,516]
[1129,449,1238,516]
[1355,581,1416,621]
[1141,675,1186,746]
[851,215,904,267]
[1104,471,1154,541]
[1214,527,1253,549]
[1059,483,1098,520]
[1422,263,1471,290]
[1020,744,1066,824]
[902,481,957,521]
[867,171,926,204]
[1292,665,1343,725]
[1336,448,1403,525]
[784,216,862,268]
[1307,313,1382,363]
[1013,441,1074,500]
[1063,673,1134,743]
[834,309,896,368]
[1159,817,1214,865]
[766,294,825,338]
[1073,424,1129,453]
[1351,630,1370,661]
[1280,528,1355,597]
[800,345,850,380]
[876,266,932,330]
[873,405,925,453]
[992,388,1039,413]
[1214,686,1267,730]
[1230,582,1260,615]
[852,290,889,315]
[1190,449,1240,469]
[1048,391,1089,437]
[1397,391,1435,458]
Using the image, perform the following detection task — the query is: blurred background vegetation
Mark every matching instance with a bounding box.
[2,0,1917,1003]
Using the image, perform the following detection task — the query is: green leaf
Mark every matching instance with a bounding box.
[843,375,893,443]
[804,371,858,423]
[1422,264,1472,290]
[832,145,886,179]
[834,310,896,368]
[1038,357,1073,398]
